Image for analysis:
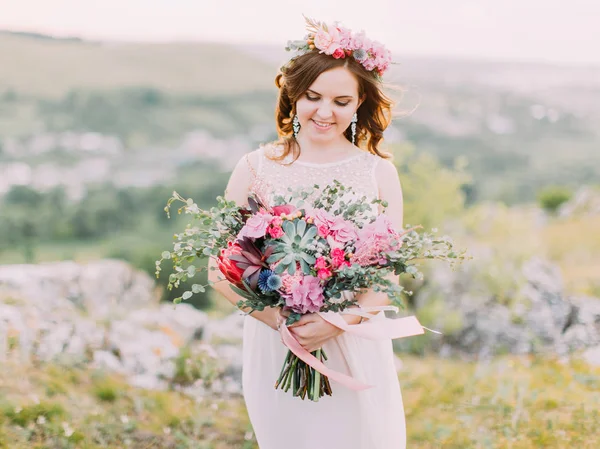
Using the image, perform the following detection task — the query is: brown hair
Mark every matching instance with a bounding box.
[272,51,394,162]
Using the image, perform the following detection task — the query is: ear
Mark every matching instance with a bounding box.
[357,94,366,109]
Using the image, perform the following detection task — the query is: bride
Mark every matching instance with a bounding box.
[209,17,409,449]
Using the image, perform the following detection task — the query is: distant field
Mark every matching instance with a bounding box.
[0,32,275,97]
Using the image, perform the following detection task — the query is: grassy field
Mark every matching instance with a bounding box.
[1,354,598,448]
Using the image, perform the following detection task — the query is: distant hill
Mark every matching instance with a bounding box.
[0,31,599,203]
[0,31,275,97]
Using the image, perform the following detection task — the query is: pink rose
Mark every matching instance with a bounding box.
[329,216,358,243]
[330,248,345,268]
[340,260,352,269]
[313,209,335,228]
[268,225,284,239]
[332,48,345,59]
[315,256,328,270]
[314,27,341,55]
[285,275,324,314]
[238,212,273,239]
[317,268,332,280]
[317,224,330,238]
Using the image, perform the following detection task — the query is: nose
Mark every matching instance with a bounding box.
[315,102,334,121]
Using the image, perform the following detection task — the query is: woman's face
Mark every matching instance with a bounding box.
[295,66,362,145]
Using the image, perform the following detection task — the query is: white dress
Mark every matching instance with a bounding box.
[242,144,407,449]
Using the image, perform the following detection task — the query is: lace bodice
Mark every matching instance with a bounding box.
[247,143,382,218]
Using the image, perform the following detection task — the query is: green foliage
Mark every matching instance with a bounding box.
[391,144,471,230]
[172,345,221,387]
[91,376,120,403]
[2,402,66,427]
[537,185,573,213]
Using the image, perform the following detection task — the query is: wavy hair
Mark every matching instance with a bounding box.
[272,51,394,162]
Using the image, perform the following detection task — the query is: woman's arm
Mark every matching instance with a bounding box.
[207,151,280,331]
[354,158,404,314]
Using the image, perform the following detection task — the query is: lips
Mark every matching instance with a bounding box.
[312,119,334,129]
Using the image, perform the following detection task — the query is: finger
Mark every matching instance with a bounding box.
[288,314,316,328]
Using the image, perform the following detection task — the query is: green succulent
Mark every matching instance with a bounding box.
[266,219,317,275]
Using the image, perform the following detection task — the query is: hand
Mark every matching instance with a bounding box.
[279,310,344,353]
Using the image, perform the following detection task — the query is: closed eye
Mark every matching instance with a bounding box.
[305,93,350,107]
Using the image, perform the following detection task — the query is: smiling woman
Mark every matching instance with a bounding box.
[273,48,394,163]
[212,16,414,449]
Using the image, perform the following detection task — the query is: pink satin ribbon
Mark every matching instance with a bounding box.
[279,307,427,391]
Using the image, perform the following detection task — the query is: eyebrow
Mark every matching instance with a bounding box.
[307,89,354,99]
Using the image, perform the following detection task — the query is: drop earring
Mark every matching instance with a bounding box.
[351,112,358,145]
[292,115,300,139]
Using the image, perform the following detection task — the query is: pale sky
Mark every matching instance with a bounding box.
[1,0,599,65]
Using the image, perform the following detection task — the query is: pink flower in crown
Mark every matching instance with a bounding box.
[314,26,342,55]
[363,59,377,71]
[332,48,345,59]
[328,216,358,243]
[286,275,325,314]
[338,27,353,48]
[350,31,367,51]
[238,211,273,239]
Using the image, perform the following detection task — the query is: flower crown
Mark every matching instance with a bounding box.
[284,16,393,79]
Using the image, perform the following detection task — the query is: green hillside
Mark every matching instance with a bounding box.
[0,32,274,97]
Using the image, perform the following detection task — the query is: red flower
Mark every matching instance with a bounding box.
[332,48,345,59]
[217,241,245,287]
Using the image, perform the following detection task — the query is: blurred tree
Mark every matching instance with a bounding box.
[537,185,573,213]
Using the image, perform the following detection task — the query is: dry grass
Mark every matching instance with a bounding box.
[1,354,599,448]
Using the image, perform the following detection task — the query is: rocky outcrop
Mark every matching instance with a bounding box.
[0,260,241,396]
[413,256,600,360]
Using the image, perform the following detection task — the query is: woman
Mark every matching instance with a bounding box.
[209,17,407,449]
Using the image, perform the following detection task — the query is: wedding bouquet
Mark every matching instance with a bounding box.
[157,181,467,401]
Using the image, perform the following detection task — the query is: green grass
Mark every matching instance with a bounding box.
[1,354,598,448]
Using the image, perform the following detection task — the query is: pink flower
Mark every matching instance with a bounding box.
[317,268,332,280]
[330,248,345,268]
[351,215,401,266]
[272,204,296,216]
[326,235,345,250]
[329,216,358,243]
[339,260,352,269]
[270,216,283,227]
[286,275,325,314]
[332,48,345,59]
[317,224,330,238]
[313,209,336,228]
[314,27,341,55]
[267,225,284,239]
[279,269,303,294]
[238,212,273,239]
[315,256,328,270]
